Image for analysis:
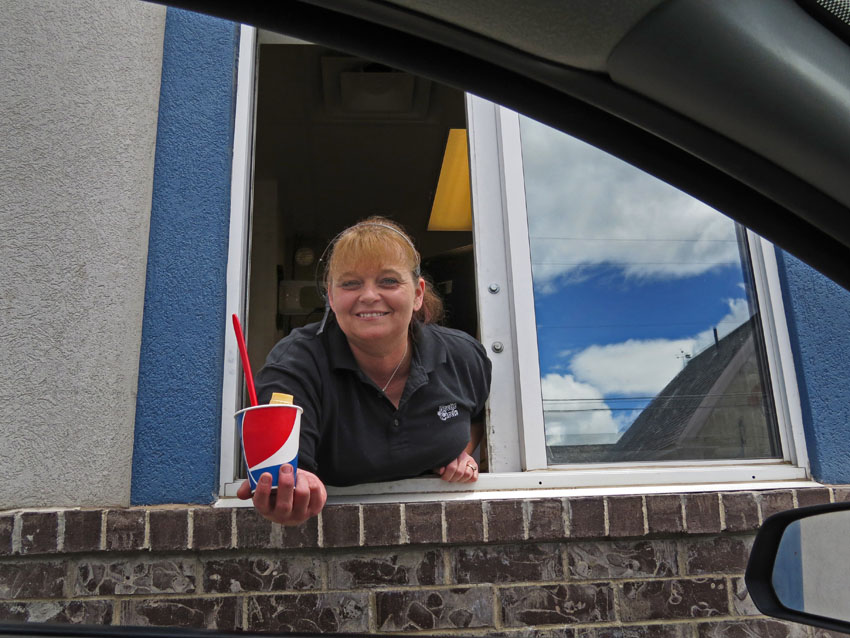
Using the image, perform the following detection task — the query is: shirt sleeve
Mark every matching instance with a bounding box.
[253,336,324,473]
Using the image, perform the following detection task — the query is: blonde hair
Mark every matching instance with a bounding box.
[325,216,444,324]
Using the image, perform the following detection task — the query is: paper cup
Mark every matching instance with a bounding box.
[236,403,302,491]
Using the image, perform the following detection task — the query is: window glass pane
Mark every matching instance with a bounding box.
[518,116,781,464]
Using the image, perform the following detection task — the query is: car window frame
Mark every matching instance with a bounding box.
[218,26,811,501]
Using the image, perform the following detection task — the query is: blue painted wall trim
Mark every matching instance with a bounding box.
[132,9,239,504]
[776,248,850,484]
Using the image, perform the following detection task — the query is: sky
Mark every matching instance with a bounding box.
[518,116,759,448]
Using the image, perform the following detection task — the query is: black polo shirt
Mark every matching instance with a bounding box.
[254,316,492,487]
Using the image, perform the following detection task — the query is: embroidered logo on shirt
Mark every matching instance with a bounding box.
[437,403,459,421]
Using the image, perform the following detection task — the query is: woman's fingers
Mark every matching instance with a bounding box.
[437,452,479,483]
[247,466,327,526]
[270,464,297,522]
[306,471,328,518]
[286,470,311,524]
[236,479,253,500]
[440,458,460,482]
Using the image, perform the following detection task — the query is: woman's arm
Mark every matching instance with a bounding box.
[437,420,484,483]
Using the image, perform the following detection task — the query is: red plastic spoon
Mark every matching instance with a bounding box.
[232,313,258,407]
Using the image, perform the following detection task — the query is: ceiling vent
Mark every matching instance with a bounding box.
[320,57,431,120]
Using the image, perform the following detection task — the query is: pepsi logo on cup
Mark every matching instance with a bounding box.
[237,403,302,490]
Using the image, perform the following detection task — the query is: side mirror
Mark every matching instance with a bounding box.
[746,501,850,633]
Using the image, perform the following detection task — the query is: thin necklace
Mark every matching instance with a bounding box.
[381,340,408,393]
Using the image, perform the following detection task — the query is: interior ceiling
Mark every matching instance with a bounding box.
[253,42,467,253]
[381,0,665,72]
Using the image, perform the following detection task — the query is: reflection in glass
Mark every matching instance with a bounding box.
[518,116,781,464]
[772,511,850,623]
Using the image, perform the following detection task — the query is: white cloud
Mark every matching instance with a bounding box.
[565,297,752,398]
[540,373,622,446]
[541,298,754,443]
[519,116,741,293]
[569,338,696,397]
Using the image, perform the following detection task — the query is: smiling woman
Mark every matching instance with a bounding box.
[243,218,492,525]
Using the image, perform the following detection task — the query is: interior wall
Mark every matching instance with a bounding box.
[0,0,166,508]
[247,180,284,377]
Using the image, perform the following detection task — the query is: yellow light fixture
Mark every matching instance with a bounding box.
[427,128,472,231]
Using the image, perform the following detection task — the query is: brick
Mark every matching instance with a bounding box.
[646,495,683,534]
[328,549,441,589]
[405,502,442,544]
[578,626,690,638]
[685,536,753,575]
[795,487,831,508]
[149,509,188,551]
[445,501,484,543]
[486,500,524,543]
[527,499,565,541]
[721,492,760,532]
[74,558,196,596]
[567,540,678,580]
[121,596,239,631]
[234,508,318,550]
[235,507,274,549]
[192,508,232,551]
[19,511,58,555]
[759,490,794,521]
[494,630,576,638]
[568,497,605,538]
[204,555,320,593]
[453,544,562,584]
[321,504,359,547]
[377,587,493,631]
[245,593,369,633]
[64,510,102,553]
[0,515,13,556]
[697,619,808,637]
[500,583,615,626]
[0,600,113,624]
[619,578,728,621]
[282,514,319,548]
[493,630,575,638]
[833,487,850,503]
[0,562,65,599]
[363,503,401,546]
[729,576,759,616]
[105,509,145,551]
[607,496,645,537]
[684,493,721,534]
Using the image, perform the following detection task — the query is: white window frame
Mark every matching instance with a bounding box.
[219,24,258,499]
[217,34,811,503]
[470,98,810,482]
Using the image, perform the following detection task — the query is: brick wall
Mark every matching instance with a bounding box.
[2,487,848,637]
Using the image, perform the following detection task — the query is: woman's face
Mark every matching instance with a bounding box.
[328,261,424,350]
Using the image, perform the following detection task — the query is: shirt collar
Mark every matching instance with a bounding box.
[411,320,447,373]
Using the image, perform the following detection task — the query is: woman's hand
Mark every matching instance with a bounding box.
[436,450,479,483]
[237,465,327,526]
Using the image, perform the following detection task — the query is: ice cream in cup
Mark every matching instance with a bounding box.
[237,393,302,491]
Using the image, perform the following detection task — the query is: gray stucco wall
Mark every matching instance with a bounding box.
[0,0,166,507]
